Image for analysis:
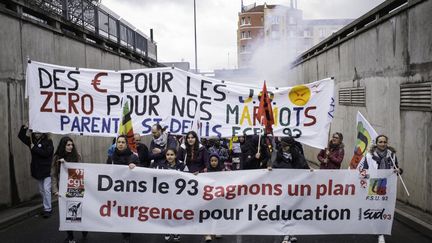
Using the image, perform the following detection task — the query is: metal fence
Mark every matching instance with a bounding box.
[22,0,157,61]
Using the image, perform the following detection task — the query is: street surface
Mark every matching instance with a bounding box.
[0,209,430,243]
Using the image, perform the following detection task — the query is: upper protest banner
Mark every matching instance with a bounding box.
[26,61,335,148]
[59,162,397,235]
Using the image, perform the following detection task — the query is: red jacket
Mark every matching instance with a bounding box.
[317,145,344,169]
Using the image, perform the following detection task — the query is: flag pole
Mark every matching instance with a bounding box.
[390,155,410,196]
[257,117,264,153]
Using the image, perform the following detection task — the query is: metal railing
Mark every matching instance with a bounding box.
[292,0,425,66]
[10,0,157,64]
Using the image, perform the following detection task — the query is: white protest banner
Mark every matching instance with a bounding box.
[59,162,397,235]
[26,61,335,148]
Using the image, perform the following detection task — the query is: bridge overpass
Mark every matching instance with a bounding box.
[0,0,431,229]
[0,0,160,206]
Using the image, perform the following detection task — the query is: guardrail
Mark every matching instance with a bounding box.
[2,0,159,66]
[292,0,425,66]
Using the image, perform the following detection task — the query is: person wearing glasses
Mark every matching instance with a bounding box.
[317,132,345,169]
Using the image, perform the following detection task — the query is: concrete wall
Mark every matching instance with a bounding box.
[0,12,153,206]
[289,0,432,213]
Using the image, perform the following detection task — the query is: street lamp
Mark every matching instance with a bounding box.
[194,0,198,73]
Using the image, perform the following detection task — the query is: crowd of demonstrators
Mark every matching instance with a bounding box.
[18,124,54,218]
[317,132,345,169]
[50,136,87,243]
[21,122,407,243]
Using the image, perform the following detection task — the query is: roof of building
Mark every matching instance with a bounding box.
[243,4,277,13]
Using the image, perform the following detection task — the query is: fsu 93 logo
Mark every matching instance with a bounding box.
[368,178,387,196]
[66,168,85,198]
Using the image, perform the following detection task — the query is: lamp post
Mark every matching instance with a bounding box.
[194,0,198,73]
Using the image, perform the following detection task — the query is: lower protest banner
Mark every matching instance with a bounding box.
[59,163,397,235]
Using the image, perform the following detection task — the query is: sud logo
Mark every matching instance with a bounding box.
[368,178,387,196]
[360,208,392,220]
[66,168,85,198]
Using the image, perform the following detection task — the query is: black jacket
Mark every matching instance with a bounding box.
[177,144,208,173]
[136,143,150,167]
[18,126,54,179]
[273,146,309,169]
[107,148,139,165]
[240,136,271,170]
[149,135,177,167]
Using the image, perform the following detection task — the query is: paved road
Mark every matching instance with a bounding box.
[0,209,430,243]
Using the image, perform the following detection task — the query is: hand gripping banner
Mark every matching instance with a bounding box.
[59,162,397,235]
[26,61,335,149]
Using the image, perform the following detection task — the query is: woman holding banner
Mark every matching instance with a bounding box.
[317,132,345,169]
[358,134,402,243]
[177,131,208,174]
[51,136,88,243]
[106,135,139,243]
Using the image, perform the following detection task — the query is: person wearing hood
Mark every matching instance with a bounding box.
[205,153,225,172]
[229,135,245,170]
[203,153,224,242]
[177,131,208,174]
[317,132,345,169]
[149,124,177,168]
[208,138,229,167]
[272,137,309,169]
[18,124,54,218]
[272,136,308,243]
[106,135,138,243]
[240,135,271,170]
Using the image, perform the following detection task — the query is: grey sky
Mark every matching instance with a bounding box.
[102,0,385,71]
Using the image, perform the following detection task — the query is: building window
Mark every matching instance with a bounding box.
[270,16,280,25]
[319,28,326,38]
[241,31,251,39]
[248,17,251,24]
[288,17,295,25]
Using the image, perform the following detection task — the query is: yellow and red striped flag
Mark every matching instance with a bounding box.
[118,101,137,153]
